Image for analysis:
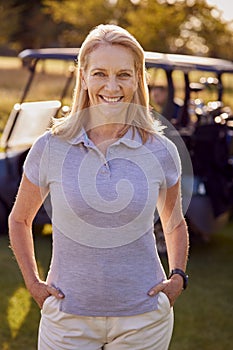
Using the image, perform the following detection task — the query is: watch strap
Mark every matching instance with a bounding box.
[169,268,188,290]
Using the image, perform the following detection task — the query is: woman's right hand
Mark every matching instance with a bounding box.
[28,280,65,308]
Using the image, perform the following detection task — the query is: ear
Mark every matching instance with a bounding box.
[80,69,88,90]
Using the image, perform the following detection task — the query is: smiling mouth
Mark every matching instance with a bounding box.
[100,95,123,103]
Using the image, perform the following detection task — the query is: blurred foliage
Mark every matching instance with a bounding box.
[0,0,63,50]
[0,0,232,60]
[0,0,21,47]
[126,0,233,59]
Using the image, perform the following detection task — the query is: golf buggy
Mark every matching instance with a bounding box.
[0,49,233,249]
[146,52,233,250]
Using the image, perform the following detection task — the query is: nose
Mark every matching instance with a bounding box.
[105,76,120,92]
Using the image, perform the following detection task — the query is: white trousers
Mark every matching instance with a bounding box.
[38,292,173,350]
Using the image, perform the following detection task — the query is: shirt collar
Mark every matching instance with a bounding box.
[114,127,143,149]
[67,127,143,149]
[67,128,89,146]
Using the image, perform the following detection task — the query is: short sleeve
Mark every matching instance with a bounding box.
[163,137,182,188]
[23,131,50,187]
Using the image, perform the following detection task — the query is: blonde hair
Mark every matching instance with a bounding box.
[52,24,160,142]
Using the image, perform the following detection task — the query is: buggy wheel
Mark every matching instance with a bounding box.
[0,201,8,235]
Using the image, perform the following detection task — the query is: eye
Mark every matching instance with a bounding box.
[93,71,106,77]
[118,72,132,78]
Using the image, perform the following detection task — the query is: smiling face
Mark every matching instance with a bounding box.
[82,44,138,108]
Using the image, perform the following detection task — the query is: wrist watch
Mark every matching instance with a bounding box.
[169,268,188,290]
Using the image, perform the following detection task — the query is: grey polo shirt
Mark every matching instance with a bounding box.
[24,127,181,316]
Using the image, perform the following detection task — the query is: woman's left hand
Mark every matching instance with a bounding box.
[147,274,183,306]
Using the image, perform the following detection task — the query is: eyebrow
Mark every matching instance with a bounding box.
[90,68,134,73]
[90,68,106,72]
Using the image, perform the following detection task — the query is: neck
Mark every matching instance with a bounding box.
[87,123,125,141]
[86,123,126,157]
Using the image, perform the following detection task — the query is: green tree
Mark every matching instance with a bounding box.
[43,0,140,46]
[126,0,187,52]
[11,0,61,49]
[125,0,233,59]
[43,0,233,59]
[0,0,21,48]
[43,0,114,47]
[172,0,233,59]
[1,0,232,59]
[0,0,63,51]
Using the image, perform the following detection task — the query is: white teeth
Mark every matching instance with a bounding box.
[102,96,122,103]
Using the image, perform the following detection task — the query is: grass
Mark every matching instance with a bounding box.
[0,234,51,349]
[0,221,232,349]
[169,221,233,350]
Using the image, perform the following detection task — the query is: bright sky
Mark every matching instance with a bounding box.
[206,0,233,21]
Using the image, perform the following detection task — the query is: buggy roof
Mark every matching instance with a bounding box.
[19,48,233,74]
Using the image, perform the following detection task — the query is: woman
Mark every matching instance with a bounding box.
[9,24,189,350]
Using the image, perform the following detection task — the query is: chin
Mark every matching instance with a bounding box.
[89,102,129,126]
